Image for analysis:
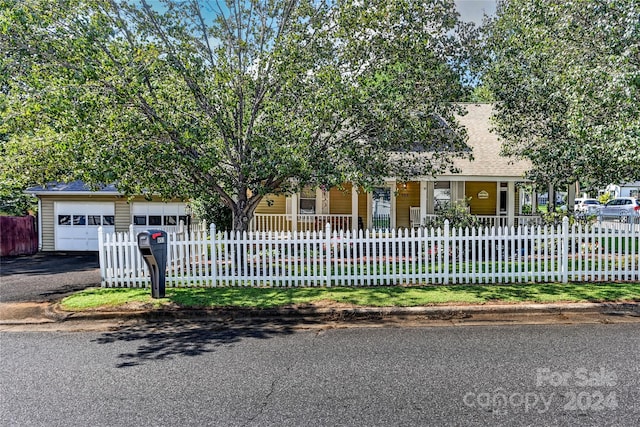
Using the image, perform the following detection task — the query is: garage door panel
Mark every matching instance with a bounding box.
[55,202,115,251]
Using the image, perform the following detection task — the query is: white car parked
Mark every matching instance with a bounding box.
[574,198,602,214]
[598,197,640,222]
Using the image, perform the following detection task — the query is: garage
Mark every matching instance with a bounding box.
[55,202,116,251]
[131,202,188,232]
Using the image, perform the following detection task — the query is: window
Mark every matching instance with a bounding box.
[133,216,147,225]
[500,182,508,214]
[88,215,101,226]
[73,215,86,226]
[149,216,162,226]
[58,215,71,226]
[299,187,316,214]
[433,181,451,211]
[164,215,178,226]
[103,216,115,226]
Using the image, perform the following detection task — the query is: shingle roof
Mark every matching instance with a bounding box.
[25,181,121,195]
[447,103,531,179]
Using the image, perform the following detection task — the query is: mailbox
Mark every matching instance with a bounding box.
[137,230,168,298]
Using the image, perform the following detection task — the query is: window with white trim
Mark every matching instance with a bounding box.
[299,187,316,214]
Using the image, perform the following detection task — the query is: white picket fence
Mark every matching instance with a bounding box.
[98,219,639,288]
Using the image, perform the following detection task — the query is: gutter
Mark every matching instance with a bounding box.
[37,198,42,251]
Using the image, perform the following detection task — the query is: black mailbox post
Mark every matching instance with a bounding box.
[137,230,168,298]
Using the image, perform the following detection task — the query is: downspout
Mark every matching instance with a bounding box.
[37,197,42,251]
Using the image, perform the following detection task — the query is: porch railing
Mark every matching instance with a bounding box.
[422,214,542,228]
[251,213,542,232]
[251,214,353,233]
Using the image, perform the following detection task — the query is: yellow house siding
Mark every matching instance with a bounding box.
[255,194,287,214]
[329,183,353,214]
[466,182,497,215]
[396,181,420,228]
[358,187,368,229]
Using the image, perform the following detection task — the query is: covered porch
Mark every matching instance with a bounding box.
[250,104,539,232]
[250,179,541,232]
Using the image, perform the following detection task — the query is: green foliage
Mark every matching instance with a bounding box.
[189,195,233,231]
[0,180,37,216]
[467,85,494,103]
[478,0,640,190]
[538,212,597,228]
[424,199,481,229]
[0,0,471,231]
[599,192,612,205]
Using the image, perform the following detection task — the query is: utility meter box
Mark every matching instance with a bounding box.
[137,230,168,298]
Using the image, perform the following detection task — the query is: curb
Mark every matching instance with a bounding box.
[43,301,640,323]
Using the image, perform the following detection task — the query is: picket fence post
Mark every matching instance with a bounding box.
[561,216,569,283]
[210,223,217,286]
[325,223,332,287]
[443,220,450,285]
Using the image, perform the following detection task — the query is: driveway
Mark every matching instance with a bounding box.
[0,252,100,303]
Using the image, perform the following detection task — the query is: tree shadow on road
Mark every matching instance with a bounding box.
[92,318,320,368]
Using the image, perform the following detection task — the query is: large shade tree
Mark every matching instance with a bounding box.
[478,0,639,209]
[1,0,470,231]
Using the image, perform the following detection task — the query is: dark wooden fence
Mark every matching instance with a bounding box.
[0,215,38,256]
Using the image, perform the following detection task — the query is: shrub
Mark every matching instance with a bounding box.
[424,199,481,229]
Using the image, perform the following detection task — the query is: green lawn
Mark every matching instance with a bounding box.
[60,282,640,311]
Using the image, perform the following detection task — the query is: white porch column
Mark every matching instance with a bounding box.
[351,185,359,231]
[426,181,434,214]
[367,191,373,230]
[496,182,501,215]
[419,180,428,225]
[507,181,515,226]
[290,193,298,233]
[389,179,397,229]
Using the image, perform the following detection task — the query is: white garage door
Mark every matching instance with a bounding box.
[55,202,115,251]
[131,202,188,232]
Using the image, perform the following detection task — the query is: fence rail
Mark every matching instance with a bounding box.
[99,219,639,288]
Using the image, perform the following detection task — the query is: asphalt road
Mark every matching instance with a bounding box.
[0,252,100,302]
[1,322,639,426]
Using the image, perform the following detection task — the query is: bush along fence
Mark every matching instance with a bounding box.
[98,218,639,288]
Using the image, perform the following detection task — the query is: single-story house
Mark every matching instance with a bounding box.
[251,103,535,232]
[27,103,535,251]
[26,181,190,251]
[601,182,640,200]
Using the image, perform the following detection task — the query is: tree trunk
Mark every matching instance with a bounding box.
[231,208,252,233]
[567,182,577,213]
[230,197,255,233]
[547,183,556,214]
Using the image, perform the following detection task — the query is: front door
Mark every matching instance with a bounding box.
[371,187,391,229]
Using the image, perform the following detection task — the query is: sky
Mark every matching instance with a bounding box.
[455,0,497,24]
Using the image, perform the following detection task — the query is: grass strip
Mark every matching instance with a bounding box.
[60,282,640,311]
